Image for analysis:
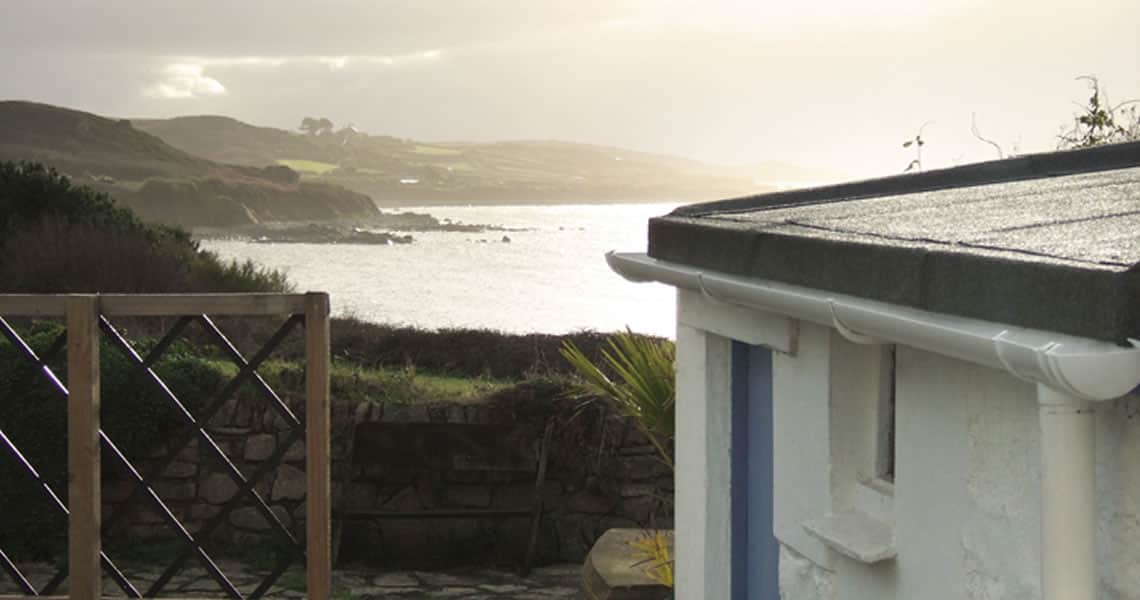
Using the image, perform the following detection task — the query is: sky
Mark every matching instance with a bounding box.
[1,0,1138,179]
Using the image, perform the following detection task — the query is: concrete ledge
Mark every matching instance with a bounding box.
[803,509,896,564]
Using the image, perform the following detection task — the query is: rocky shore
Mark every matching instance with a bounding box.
[193,209,520,244]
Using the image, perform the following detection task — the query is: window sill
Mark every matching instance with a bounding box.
[802,509,897,564]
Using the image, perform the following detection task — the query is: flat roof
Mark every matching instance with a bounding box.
[648,141,1140,343]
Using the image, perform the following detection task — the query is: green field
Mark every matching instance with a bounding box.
[276,158,339,174]
[411,144,462,156]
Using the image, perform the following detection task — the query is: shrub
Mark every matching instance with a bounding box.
[0,161,162,244]
[327,317,656,380]
[1058,76,1140,149]
[0,322,228,558]
[0,161,290,293]
[0,218,194,293]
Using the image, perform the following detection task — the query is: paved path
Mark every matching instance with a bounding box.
[1,561,582,599]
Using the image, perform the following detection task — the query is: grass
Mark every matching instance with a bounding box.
[220,359,510,406]
[411,144,462,156]
[275,159,339,174]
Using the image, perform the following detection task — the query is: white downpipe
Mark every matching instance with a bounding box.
[606,251,1140,401]
[1038,385,1097,600]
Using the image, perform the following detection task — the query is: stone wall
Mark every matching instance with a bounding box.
[101,395,673,568]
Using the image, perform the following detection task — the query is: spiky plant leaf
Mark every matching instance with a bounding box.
[561,329,674,469]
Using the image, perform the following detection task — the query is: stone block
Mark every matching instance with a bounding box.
[380,486,422,512]
[493,482,561,510]
[209,426,252,436]
[272,465,307,501]
[154,480,197,502]
[551,516,594,562]
[163,460,198,479]
[103,480,136,503]
[129,524,172,541]
[201,473,239,504]
[263,410,293,432]
[253,474,274,500]
[131,507,167,525]
[616,496,659,524]
[414,473,442,508]
[373,466,419,484]
[381,404,410,423]
[343,481,379,510]
[190,504,222,522]
[444,470,485,484]
[568,491,620,515]
[282,440,306,462]
[618,455,672,481]
[230,505,292,531]
[244,434,276,461]
[230,400,255,428]
[581,528,673,600]
[442,485,492,508]
[175,440,199,463]
[618,483,657,499]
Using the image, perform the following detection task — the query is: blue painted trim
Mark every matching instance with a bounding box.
[731,342,750,598]
[731,342,779,600]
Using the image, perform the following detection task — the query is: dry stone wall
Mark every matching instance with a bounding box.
[100,395,673,568]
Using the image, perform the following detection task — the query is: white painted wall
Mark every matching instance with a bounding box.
[772,321,836,568]
[674,318,733,600]
[671,290,1140,600]
[774,341,1140,600]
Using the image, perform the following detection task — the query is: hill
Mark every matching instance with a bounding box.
[134,115,836,206]
[0,101,380,227]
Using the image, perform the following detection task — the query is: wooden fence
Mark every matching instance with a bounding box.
[0,293,331,600]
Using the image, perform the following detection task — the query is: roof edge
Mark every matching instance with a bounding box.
[672,141,1140,217]
[607,251,1140,401]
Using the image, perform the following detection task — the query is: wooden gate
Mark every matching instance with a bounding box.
[0,293,331,600]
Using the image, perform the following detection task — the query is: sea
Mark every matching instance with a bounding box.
[200,203,680,338]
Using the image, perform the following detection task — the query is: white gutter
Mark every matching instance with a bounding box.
[607,251,1140,401]
[608,251,1136,599]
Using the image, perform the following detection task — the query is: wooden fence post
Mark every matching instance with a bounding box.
[66,295,101,600]
[304,292,332,600]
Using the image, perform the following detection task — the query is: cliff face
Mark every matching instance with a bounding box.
[111,175,378,227]
[0,101,380,228]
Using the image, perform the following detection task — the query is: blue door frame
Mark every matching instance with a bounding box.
[731,342,779,599]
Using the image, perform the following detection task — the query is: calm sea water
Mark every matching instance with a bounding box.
[200,203,679,338]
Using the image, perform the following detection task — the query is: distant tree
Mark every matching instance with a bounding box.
[1058,76,1140,149]
[299,116,335,136]
[262,164,300,184]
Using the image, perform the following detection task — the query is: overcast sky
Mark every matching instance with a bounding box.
[2,0,1138,178]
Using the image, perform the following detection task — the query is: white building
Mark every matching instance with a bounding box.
[608,142,1140,600]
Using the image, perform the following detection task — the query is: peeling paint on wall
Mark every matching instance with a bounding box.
[779,545,836,600]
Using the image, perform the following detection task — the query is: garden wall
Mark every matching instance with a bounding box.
[101,394,673,568]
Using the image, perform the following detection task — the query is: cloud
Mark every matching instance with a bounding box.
[141,48,445,100]
[320,56,350,70]
[145,63,226,99]
[204,50,445,71]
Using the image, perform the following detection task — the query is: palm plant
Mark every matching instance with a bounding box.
[628,530,674,588]
[560,329,675,470]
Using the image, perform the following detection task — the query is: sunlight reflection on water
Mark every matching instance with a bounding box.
[201,203,679,338]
